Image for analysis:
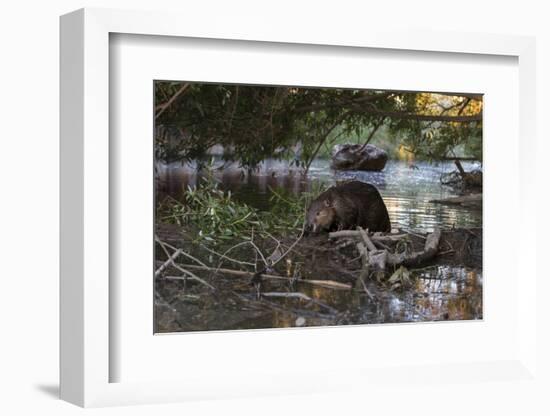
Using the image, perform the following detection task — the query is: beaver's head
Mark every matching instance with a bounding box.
[307,199,337,233]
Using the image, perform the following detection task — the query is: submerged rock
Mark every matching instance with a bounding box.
[331,143,388,171]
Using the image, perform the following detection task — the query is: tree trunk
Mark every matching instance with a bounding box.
[304,112,350,174]
[357,117,385,152]
[454,158,466,177]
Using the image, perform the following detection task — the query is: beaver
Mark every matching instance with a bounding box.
[306,181,391,233]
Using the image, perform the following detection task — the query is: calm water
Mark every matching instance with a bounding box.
[157,158,482,232]
[155,158,483,331]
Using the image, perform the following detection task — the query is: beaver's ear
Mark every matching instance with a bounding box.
[324,199,332,207]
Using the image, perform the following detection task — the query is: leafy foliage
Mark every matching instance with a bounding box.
[156,169,326,245]
[387,93,482,161]
[155,82,483,168]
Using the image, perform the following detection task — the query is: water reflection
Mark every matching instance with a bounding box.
[156,264,483,332]
[297,266,482,326]
[157,158,482,232]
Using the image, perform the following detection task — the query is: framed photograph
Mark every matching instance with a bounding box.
[60,8,540,408]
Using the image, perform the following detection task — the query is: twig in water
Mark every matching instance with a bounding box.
[161,264,215,290]
[154,291,176,312]
[402,229,427,240]
[155,235,208,268]
[261,230,283,253]
[304,280,352,290]
[154,248,182,278]
[261,292,338,314]
[356,275,375,301]
[249,240,268,267]
[199,243,256,267]
[215,240,267,274]
[269,217,308,268]
[174,263,352,290]
[155,238,215,290]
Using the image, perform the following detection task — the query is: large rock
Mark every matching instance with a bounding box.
[331,143,388,171]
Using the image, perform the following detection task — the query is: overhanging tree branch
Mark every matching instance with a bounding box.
[295,93,481,122]
[293,92,393,113]
[155,83,190,119]
[356,106,482,122]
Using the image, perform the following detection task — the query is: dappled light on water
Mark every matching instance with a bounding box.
[158,159,482,232]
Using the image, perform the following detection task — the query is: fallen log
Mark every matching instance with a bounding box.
[387,228,442,267]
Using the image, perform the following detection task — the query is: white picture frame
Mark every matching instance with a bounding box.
[60,7,540,408]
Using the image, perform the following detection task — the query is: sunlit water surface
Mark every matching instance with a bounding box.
[158,158,482,232]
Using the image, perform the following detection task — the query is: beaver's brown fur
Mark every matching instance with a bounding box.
[306,181,391,233]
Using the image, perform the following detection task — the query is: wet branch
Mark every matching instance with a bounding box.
[155,237,216,290]
[261,292,338,314]
[330,228,442,270]
[171,263,352,290]
[329,231,408,242]
[154,248,182,278]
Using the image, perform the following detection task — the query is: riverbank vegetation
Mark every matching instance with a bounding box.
[155,82,482,172]
[157,168,327,245]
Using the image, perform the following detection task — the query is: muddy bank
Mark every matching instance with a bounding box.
[154,223,482,332]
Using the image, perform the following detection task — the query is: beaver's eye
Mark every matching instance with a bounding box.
[316,211,320,216]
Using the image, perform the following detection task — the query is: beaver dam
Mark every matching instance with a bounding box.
[154,160,482,332]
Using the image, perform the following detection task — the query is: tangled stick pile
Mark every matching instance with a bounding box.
[329,227,441,272]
